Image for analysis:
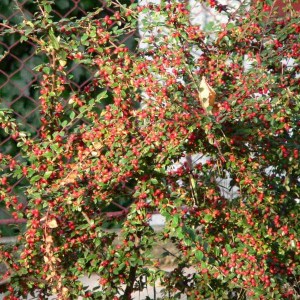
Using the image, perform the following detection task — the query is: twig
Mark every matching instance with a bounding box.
[162,247,180,259]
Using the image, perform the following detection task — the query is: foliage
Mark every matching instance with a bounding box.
[0,0,299,299]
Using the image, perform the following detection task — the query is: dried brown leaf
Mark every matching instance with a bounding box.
[198,76,216,113]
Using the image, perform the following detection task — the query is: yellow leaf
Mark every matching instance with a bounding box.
[62,287,69,296]
[92,141,103,150]
[59,167,78,186]
[45,235,53,243]
[198,76,216,113]
[48,219,58,228]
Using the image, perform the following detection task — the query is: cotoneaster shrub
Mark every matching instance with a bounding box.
[0,0,299,299]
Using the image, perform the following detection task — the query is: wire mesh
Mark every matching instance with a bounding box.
[0,0,136,229]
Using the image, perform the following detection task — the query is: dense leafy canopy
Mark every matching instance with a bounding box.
[0,0,299,299]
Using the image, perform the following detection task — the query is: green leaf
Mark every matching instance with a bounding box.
[81,33,89,42]
[31,175,40,183]
[44,4,52,13]
[150,178,158,184]
[214,247,220,256]
[70,111,76,120]
[49,27,59,50]
[195,250,204,261]
[44,171,52,179]
[61,120,68,127]
[204,214,213,223]
[204,21,216,31]
[96,90,108,102]
[43,67,51,74]
[226,23,235,30]
[225,244,233,254]
[20,36,28,43]
[172,215,179,227]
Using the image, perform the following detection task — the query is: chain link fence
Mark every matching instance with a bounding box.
[0,0,137,235]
